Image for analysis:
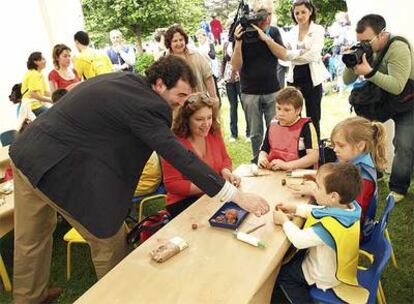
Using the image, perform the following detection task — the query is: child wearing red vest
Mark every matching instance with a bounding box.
[258,87,319,171]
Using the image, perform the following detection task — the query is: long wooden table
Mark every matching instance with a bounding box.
[75,165,308,304]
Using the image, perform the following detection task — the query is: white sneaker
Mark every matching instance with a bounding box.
[229,137,237,143]
[390,191,405,203]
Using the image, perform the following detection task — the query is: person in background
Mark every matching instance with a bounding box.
[153,28,167,60]
[21,51,52,116]
[272,162,362,303]
[162,93,240,218]
[165,25,218,99]
[195,29,221,103]
[259,0,330,137]
[327,12,355,92]
[107,29,136,72]
[200,18,211,39]
[258,87,319,171]
[48,44,80,93]
[222,30,250,142]
[73,30,113,80]
[231,1,284,163]
[210,15,223,45]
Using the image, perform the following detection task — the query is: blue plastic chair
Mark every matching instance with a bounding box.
[0,130,18,146]
[310,230,392,304]
[361,194,397,268]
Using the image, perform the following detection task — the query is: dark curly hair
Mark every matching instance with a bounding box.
[27,52,42,70]
[145,55,196,89]
[164,25,189,51]
[291,0,317,24]
[172,95,220,138]
[52,44,71,69]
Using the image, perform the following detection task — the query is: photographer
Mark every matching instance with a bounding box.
[231,1,284,163]
[343,14,414,202]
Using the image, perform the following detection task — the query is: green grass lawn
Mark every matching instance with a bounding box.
[0,90,412,303]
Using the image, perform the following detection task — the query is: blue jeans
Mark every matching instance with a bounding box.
[272,249,314,304]
[241,92,277,163]
[389,108,414,194]
[32,105,48,117]
[226,81,249,138]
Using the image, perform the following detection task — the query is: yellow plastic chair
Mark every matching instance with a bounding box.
[63,228,87,281]
[63,223,131,281]
[138,194,167,222]
[0,253,11,292]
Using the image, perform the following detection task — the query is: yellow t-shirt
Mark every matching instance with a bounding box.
[73,48,113,80]
[21,69,48,110]
[134,152,162,197]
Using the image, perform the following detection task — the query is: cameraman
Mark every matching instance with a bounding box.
[343,14,414,202]
[231,2,284,163]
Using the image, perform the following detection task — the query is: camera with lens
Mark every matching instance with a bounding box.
[342,41,373,68]
[229,2,269,44]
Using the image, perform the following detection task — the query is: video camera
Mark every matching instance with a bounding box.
[342,41,373,68]
[229,1,269,44]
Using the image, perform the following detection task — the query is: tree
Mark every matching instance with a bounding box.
[275,0,347,27]
[81,0,206,54]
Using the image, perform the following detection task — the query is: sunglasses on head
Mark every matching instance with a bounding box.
[185,92,213,105]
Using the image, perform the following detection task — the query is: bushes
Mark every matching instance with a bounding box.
[135,53,155,75]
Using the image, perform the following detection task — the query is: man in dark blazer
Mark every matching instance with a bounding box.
[10,55,269,303]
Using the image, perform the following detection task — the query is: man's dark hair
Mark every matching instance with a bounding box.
[356,14,386,35]
[318,162,362,204]
[164,25,189,51]
[52,88,68,103]
[291,0,317,24]
[145,55,196,89]
[74,31,90,46]
[27,52,42,70]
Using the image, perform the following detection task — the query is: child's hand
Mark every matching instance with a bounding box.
[270,159,291,171]
[258,153,270,169]
[275,202,296,214]
[288,181,317,197]
[273,209,289,225]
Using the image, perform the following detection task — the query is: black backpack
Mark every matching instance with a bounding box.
[349,36,414,122]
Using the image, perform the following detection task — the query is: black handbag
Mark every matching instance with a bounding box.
[349,36,414,122]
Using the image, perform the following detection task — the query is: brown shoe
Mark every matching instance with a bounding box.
[41,287,63,303]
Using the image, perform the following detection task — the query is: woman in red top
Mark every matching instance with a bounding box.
[162,93,240,218]
[48,44,80,92]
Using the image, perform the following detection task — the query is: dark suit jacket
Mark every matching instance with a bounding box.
[10,72,225,238]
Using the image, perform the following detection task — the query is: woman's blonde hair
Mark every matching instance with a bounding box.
[331,117,387,170]
[172,94,220,138]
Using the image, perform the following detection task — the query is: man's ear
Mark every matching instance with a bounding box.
[152,78,166,94]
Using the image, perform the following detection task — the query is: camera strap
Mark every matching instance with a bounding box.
[371,35,411,75]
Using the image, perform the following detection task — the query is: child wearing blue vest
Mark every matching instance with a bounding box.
[258,87,319,171]
[291,117,387,240]
[272,162,362,303]
[330,117,386,238]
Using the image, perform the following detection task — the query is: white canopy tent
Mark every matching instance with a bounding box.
[0,0,84,133]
